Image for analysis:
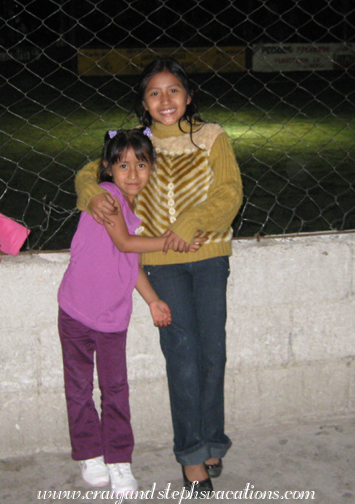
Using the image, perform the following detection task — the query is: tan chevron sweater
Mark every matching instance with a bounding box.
[75,121,243,265]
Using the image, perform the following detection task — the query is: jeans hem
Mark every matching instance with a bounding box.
[175,438,232,466]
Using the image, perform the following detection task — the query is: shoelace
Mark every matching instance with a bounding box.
[85,459,98,467]
[110,463,131,478]
[83,458,102,467]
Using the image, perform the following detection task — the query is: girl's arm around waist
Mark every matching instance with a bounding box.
[103,197,166,253]
[104,198,205,254]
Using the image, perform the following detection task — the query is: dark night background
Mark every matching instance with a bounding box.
[1,0,354,53]
[1,0,354,249]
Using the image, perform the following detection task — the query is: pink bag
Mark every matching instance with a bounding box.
[0,213,30,256]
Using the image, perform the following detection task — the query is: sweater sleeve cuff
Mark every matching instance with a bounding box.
[169,216,199,243]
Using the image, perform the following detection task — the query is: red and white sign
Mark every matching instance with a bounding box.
[253,43,355,72]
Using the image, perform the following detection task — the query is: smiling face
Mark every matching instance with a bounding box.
[142,70,192,126]
[108,147,151,205]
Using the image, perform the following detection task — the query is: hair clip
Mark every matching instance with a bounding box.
[108,130,117,139]
[143,127,152,138]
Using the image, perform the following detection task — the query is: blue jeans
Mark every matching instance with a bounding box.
[144,256,232,466]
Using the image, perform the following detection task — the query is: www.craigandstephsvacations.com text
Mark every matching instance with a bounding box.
[37,482,316,502]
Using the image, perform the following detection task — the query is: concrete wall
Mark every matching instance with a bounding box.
[1,232,355,458]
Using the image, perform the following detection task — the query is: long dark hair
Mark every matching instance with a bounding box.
[135,57,203,130]
[98,129,156,182]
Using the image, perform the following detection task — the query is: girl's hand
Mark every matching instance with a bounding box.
[89,193,119,225]
[149,300,172,327]
[162,231,189,254]
[163,230,206,253]
[189,231,207,252]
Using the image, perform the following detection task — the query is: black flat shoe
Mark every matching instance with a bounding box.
[182,466,213,497]
[205,458,223,478]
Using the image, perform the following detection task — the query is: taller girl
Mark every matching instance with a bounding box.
[75,58,243,494]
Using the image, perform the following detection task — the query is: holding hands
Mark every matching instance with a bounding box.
[89,193,206,254]
[163,230,206,254]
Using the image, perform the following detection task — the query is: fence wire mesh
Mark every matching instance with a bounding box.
[1,0,355,251]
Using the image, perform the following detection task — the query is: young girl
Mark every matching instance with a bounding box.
[75,59,243,495]
[58,129,202,498]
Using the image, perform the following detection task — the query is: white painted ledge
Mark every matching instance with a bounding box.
[1,233,354,457]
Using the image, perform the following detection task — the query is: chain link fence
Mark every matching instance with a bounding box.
[1,0,355,251]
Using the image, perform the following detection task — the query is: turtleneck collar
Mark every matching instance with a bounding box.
[150,121,186,139]
[150,120,205,139]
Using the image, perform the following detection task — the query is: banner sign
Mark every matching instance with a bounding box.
[0,48,41,63]
[77,46,246,76]
[253,43,355,72]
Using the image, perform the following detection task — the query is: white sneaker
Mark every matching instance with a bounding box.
[79,456,109,487]
[107,463,138,497]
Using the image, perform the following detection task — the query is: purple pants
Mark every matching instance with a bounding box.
[58,307,134,463]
